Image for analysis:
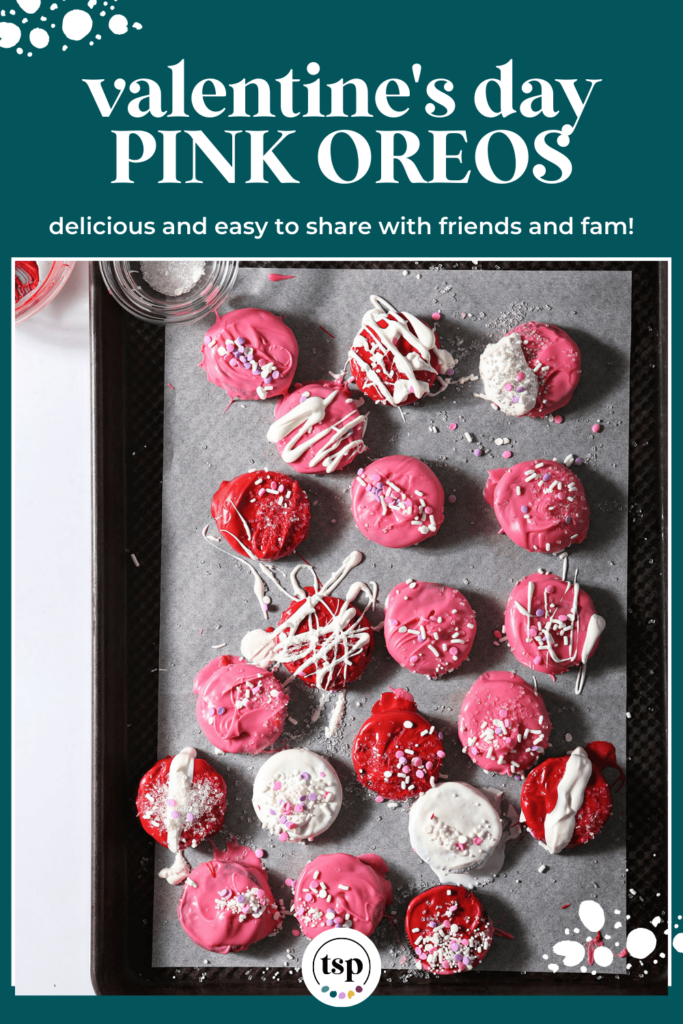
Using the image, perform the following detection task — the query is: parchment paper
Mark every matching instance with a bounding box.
[151,268,631,976]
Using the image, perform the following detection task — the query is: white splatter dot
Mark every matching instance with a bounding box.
[673,933,683,954]
[108,12,126,33]
[62,9,92,40]
[593,946,614,967]
[651,916,661,928]
[626,928,657,959]
[579,900,605,933]
[29,26,48,46]
[18,0,40,12]
[547,963,559,973]
[0,21,21,47]
[87,0,96,7]
[552,940,585,966]
[132,21,141,29]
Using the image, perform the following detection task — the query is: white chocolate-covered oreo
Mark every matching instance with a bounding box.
[252,748,342,843]
[409,782,502,881]
[479,332,539,416]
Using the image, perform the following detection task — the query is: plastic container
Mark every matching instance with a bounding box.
[15,261,76,324]
[98,260,239,325]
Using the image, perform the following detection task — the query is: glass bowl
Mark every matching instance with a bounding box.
[15,261,77,324]
[98,260,239,325]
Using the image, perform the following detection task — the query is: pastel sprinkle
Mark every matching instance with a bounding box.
[285,878,294,887]
[592,423,602,433]
[502,450,512,459]
[186,812,194,821]
[167,799,176,807]
[170,811,179,819]
[216,707,225,715]
[375,796,384,803]
[432,311,441,320]
[273,781,282,790]
[278,833,289,842]
[516,372,525,381]
[504,383,513,392]
[449,422,458,430]
[292,929,300,936]
[474,448,483,457]
[448,494,456,503]
[554,415,563,423]
[575,457,583,465]
[255,849,265,858]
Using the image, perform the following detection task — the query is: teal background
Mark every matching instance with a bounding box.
[2,0,677,1018]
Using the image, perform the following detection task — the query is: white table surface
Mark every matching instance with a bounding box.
[13,261,95,995]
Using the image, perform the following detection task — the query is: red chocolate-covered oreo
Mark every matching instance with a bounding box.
[212,470,310,560]
[136,748,226,851]
[349,295,454,406]
[406,885,494,974]
[275,586,375,690]
[521,742,624,854]
[352,689,444,800]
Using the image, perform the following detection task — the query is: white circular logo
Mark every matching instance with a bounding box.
[301,928,382,1006]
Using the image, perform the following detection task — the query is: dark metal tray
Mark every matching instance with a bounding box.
[91,260,668,996]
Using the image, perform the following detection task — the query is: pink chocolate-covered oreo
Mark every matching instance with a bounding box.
[384,580,476,677]
[352,455,445,548]
[193,655,289,754]
[484,458,589,554]
[177,842,282,953]
[505,571,605,678]
[267,379,369,474]
[200,308,298,401]
[458,671,550,778]
[516,322,581,418]
[292,852,392,938]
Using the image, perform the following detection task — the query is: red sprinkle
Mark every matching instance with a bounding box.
[561,904,571,909]
[319,325,336,339]
[268,273,296,282]
[554,415,563,424]
[167,383,175,389]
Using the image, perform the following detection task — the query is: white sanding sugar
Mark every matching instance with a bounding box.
[140,260,206,296]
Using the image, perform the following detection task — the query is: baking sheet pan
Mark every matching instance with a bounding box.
[153,268,629,972]
[91,261,668,995]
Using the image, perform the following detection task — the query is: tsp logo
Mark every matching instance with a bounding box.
[302,928,382,1006]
